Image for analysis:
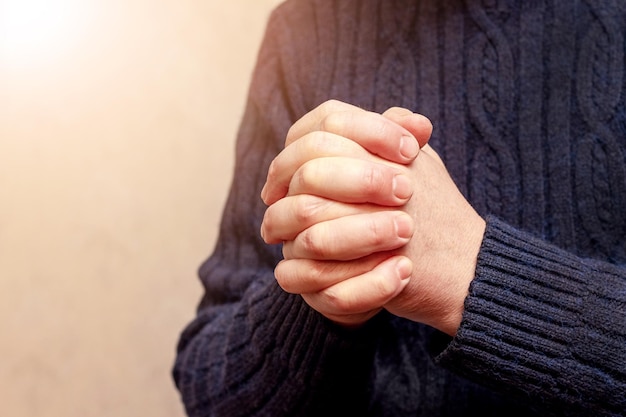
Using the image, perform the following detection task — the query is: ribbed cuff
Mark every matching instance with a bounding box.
[436,216,626,414]
[437,216,587,395]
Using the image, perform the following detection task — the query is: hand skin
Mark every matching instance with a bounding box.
[261,100,430,325]
[384,145,486,336]
[260,100,485,335]
[261,99,431,205]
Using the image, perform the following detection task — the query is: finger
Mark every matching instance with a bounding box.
[261,194,383,244]
[382,107,433,148]
[301,255,413,327]
[261,131,374,205]
[288,157,413,206]
[275,252,393,294]
[286,100,361,145]
[283,211,414,261]
[286,99,419,163]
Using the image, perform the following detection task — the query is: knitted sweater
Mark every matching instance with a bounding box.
[173,1,626,416]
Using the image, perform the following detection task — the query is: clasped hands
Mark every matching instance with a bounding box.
[260,100,486,336]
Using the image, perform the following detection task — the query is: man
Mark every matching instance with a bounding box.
[174,1,626,415]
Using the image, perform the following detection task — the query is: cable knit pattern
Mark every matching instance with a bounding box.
[574,0,626,260]
[173,1,626,416]
[466,0,519,220]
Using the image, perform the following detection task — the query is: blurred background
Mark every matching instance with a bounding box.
[0,0,284,415]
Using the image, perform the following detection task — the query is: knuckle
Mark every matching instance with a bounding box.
[386,106,405,113]
[371,117,395,139]
[293,195,325,225]
[362,164,388,195]
[320,111,346,134]
[322,276,393,314]
[302,131,334,156]
[322,286,352,313]
[297,227,329,259]
[292,160,322,192]
[305,261,334,289]
[320,99,344,113]
[298,261,345,292]
[364,216,388,247]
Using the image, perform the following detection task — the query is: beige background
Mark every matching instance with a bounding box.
[0,0,284,416]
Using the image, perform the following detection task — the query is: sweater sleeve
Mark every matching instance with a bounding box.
[172,6,381,417]
[436,215,626,417]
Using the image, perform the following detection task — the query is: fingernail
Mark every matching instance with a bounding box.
[394,213,413,239]
[393,174,412,200]
[396,257,412,284]
[400,134,419,160]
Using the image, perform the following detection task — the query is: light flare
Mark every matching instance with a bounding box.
[1,0,93,69]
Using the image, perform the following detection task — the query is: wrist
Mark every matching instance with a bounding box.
[438,216,486,336]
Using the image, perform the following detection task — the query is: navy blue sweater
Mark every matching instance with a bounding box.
[174,1,626,416]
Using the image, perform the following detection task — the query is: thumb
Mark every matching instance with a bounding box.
[382,107,433,149]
